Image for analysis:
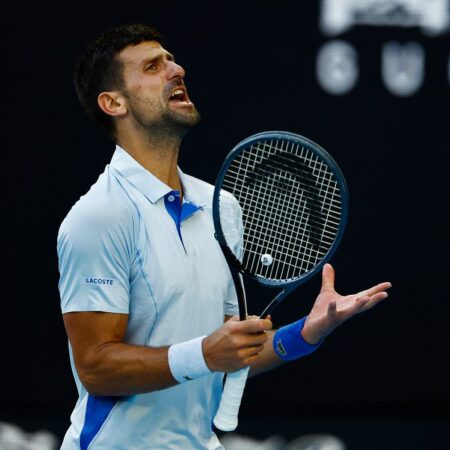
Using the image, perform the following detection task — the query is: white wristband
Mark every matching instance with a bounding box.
[168,336,211,383]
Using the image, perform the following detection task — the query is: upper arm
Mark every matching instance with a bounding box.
[63,311,128,374]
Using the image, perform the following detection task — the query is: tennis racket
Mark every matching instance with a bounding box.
[212,130,349,431]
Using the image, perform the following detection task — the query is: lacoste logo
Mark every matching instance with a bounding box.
[276,339,287,356]
[83,277,116,286]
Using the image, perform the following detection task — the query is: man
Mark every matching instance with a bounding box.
[57,23,391,449]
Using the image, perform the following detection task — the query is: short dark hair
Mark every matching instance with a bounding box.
[73,23,163,139]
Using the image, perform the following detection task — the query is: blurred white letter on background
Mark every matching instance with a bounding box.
[316,40,359,95]
[320,0,450,37]
[382,41,425,96]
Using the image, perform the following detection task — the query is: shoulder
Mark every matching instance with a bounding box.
[182,173,239,209]
[182,173,215,199]
[58,167,137,246]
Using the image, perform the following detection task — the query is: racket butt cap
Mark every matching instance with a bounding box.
[213,415,238,432]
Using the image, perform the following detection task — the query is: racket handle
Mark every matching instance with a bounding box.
[213,366,250,431]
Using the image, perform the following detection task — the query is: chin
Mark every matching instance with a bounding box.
[172,108,201,130]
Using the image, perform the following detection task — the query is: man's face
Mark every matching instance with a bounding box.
[117,41,200,134]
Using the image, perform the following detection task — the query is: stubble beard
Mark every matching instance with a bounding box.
[127,93,201,141]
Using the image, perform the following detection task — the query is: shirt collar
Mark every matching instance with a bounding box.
[110,145,206,208]
[178,167,207,208]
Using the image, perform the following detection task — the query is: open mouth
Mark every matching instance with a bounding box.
[169,87,191,104]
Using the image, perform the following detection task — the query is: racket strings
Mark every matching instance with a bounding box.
[226,141,314,279]
[226,154,342,207]
[257,142,330,278]
[223,183,342,237]
[220,139,342,281]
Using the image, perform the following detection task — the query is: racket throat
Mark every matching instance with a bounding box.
[259,286,293,318]
[234,272,247,320]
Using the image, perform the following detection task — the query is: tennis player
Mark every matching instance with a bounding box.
[57,23,392,449]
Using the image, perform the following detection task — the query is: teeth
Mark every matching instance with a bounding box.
[170,89,184,99]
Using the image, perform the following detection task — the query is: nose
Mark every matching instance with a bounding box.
[167,60,185,80]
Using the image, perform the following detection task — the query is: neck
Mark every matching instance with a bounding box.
[117,130,183,193]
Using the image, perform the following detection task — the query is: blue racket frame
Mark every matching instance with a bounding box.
[212,130,349,317]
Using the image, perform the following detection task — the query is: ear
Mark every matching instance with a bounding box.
[97,91,127,117]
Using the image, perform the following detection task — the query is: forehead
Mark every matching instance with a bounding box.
[118,41,171,66]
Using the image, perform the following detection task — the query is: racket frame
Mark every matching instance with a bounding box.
[213,130,349,293]
[212,130,350,431]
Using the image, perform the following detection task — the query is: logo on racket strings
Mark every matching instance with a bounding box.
[261,254,273,266]
[245,150,326,250]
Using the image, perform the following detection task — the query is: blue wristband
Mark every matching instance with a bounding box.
[273,317,324,361]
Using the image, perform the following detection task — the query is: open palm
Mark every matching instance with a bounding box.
[302,264,392,344]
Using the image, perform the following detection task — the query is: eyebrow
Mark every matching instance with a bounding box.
[141,51,175,67]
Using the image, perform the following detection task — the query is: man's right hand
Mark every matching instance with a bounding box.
[202,316,273,372]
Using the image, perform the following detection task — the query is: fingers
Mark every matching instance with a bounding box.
[223,318,272,349]
[227,315,240,322]
[356,282,392,300]
[354,282,391,312]
[234,318,272,334]
[320,263,335,293]
[332,285,391,319]
[203,318,272,372]
[238,343,266,359]
[247,314,271,321]
[356,291,390,313]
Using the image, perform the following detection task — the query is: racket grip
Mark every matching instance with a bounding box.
[213,366,250,431]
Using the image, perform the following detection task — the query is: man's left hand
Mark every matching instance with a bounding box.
[301,264,392,345]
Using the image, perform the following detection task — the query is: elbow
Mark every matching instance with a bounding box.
[76,354,114,396]
[79,370,106,396]
[78,365,108,396]
[74,342,121,396]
